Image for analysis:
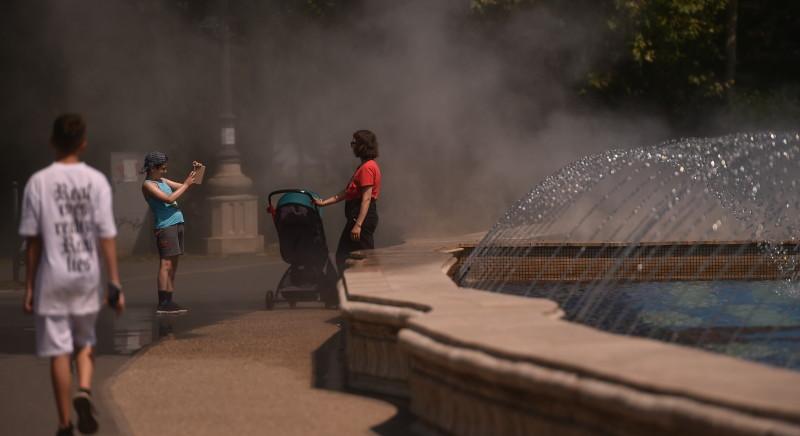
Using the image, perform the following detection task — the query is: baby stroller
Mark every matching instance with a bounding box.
[265,189,339,310]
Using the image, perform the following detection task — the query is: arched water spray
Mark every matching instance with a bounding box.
[456,132,800,370]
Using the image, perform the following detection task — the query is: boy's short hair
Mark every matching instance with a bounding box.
[352,129,379,160]
[51,113,87,154]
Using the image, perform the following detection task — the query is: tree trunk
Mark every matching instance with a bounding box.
[725,0,738,103]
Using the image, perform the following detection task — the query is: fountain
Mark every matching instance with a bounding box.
[456,132,800,370]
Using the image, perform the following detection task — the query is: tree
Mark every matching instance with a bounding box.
[591,0,731,109]
[724,0,737,102]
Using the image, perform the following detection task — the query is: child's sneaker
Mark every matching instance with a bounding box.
[156,301,189,314]
[73,391,98,434]
[55,423,74,436]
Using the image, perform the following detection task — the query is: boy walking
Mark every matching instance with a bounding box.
[19,114,124,436]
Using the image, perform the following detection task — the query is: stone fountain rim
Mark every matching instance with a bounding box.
[340,237,800,428]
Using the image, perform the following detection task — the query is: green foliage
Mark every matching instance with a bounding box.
[470,0,738,112]
[593,0,731,107]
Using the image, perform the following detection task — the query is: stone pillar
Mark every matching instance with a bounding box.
[205,159,263,254]
[204,0,263,255]
[206,194,263,254]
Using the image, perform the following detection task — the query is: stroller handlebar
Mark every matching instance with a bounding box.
[267,189,319,219]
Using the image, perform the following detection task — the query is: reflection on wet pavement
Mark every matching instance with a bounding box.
[109,306,153,354]
[101,302,282,356]
[0,255,287,356]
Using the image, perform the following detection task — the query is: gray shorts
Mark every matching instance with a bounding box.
[155,223,185,258]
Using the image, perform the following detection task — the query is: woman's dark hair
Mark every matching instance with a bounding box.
[351,130,379,160]
[51,113,86,154]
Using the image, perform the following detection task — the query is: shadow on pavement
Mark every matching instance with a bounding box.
[311,316,416,436]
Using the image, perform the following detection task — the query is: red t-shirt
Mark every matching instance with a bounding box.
[344,160,381,201]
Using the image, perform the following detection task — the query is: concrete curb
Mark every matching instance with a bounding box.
[100,364,137,436]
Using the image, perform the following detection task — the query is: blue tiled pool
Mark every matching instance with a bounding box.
[502,280,800,370]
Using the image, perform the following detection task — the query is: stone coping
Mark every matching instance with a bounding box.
[339,238,800,433]
[466,239,800,247]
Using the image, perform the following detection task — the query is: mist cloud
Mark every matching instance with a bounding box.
[3,0,675,246]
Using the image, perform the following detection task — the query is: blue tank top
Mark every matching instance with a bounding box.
[145,179,185,229]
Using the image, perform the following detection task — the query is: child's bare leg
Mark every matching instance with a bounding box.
[158,257,174,291]
[75,346,94,391]
[169,256,179,291]
[51,354,72,428]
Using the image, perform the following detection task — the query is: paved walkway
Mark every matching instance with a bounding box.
[0,253,409,435]
[110,309,407,435]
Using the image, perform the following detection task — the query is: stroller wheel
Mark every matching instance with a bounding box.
[265,290,275,310]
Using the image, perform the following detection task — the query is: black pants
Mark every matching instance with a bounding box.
[336,199,378,273]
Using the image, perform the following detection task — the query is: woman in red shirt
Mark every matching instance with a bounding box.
[315,130,382,272]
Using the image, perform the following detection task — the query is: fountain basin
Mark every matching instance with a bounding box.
[457,240,800,369]
[339,238,800,436]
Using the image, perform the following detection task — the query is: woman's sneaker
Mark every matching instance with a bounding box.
[156,301,189,314]
[73,391,98,434]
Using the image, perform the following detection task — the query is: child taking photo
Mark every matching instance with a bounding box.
[141,152,201,314]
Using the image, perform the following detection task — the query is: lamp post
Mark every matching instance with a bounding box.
[204,0,264,254]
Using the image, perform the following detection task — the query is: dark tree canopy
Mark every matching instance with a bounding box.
[470,0,800,120]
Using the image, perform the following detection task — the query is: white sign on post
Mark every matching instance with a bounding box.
[122,159,138,182]
[222,127,236,146]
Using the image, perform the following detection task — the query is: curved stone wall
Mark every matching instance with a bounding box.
[338,239,800,436]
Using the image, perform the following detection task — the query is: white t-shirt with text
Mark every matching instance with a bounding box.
[19,162,117,315]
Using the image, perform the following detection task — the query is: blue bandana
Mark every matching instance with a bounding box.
[142,151,168,173]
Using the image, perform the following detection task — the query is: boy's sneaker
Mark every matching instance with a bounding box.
[56,423,74,436]
[156,301,189,314]
[73,391,98,434]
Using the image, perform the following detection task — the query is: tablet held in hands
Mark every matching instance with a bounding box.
[192,161,206,184]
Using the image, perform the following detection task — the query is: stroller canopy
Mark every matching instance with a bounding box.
[277,191,321,214]
[272,190,328,268]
